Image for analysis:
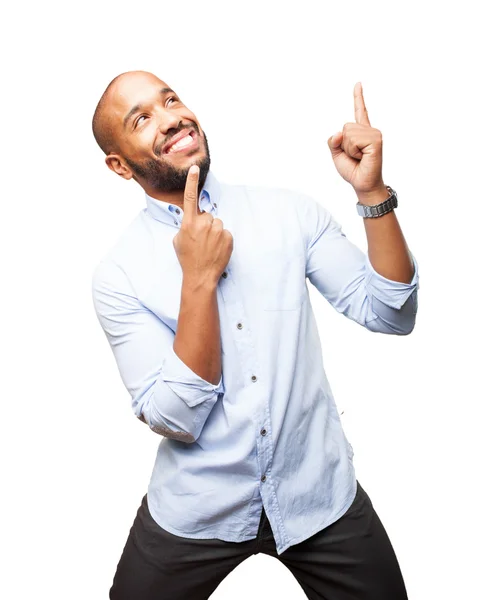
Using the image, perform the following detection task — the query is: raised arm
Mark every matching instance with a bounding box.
[309,82,419,334]
[171,164,233,386]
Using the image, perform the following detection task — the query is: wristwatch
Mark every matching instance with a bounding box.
[356,185,398,218]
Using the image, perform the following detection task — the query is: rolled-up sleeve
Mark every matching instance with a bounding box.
[160,344,225,408]
[364,250,419,335]
[297,193,419,335]
[91,260,224,442]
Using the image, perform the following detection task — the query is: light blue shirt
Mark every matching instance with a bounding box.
[91,169,419,555]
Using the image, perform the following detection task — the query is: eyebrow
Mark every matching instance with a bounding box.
[123,87,175,129]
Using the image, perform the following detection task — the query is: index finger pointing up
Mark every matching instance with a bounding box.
[354,82,371,126]
[182,164,200,222]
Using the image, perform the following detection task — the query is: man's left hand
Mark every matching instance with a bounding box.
[327,82,386,197]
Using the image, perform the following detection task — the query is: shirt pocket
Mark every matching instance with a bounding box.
[259,247,307,311]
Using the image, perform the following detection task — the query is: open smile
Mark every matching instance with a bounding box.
[163,130,200,155]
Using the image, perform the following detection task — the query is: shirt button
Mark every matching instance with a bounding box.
[222,272,228,278]
[175,208,180,214]
[260,428,267,436]
[251,375,257,382]
[174,220,178,225]
[261,475,267,482]
[237,322,243,329]
[214,202,217,208]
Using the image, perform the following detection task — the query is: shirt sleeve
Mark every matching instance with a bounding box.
[297,193,419,335]
[91,260,224,442]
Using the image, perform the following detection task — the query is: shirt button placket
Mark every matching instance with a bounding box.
[217,266,268,497]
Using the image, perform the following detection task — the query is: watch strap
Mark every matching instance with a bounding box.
[356,186,398,218]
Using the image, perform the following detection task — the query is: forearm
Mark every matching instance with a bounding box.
[173,276,222,386]
[357,186,415,284]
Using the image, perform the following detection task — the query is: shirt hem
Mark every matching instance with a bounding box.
[275,476,358,555]
[146,494,258,543]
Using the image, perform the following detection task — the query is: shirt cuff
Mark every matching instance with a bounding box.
[160,345,225,408]
[365,251,419,310]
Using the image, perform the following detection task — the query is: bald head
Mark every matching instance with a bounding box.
[91,70,163,155]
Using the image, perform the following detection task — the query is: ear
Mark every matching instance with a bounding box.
[105,154,134,180]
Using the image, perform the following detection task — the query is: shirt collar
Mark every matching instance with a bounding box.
[145,169,221,227]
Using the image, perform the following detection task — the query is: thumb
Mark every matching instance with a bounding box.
[327,131,343,155]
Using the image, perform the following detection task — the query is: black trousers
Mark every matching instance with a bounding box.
[109,480,409,599]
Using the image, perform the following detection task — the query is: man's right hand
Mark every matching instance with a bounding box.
[173,165,233,286]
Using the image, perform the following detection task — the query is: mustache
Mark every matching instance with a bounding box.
[154,124,200,156]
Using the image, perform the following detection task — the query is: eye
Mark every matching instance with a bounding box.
[134,115,147,128]
[167,96,179,106]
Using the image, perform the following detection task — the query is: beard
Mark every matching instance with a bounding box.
[124,126,211,193]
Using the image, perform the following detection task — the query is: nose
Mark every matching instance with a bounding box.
[156,107,183,135]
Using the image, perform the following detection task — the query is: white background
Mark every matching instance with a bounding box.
[2,1,478,598]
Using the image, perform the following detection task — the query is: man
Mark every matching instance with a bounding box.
[91,70,418,599]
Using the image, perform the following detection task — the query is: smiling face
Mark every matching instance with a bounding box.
[98,71,211,197]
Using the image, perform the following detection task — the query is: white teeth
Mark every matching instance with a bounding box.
[168,134,193,152]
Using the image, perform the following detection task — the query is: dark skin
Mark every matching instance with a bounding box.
[103,70,211,208]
